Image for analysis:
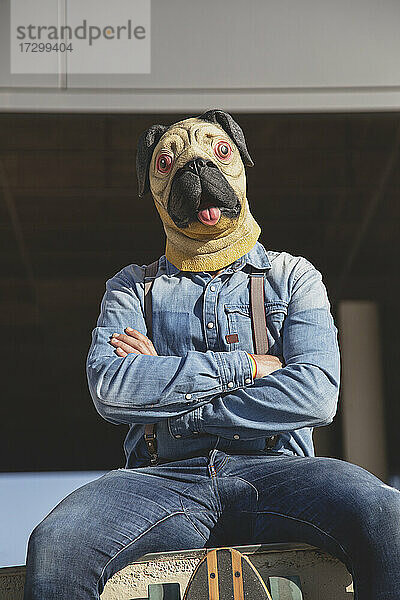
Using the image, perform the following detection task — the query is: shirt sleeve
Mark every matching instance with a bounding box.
[168,262,341,439]
[86,268,253,425]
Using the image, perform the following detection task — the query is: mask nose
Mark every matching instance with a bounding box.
[186,157,209,176]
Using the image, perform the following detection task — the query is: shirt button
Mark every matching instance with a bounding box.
[175,434,182,439]
[233,434,240,440]
[227,381,234,388]
[245,378,252,384]
[185,393,192,400]
[210,285,216,292]
[207,322,214,329]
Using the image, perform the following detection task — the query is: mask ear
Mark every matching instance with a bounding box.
[136,124,169,197]
[198,109,254,167]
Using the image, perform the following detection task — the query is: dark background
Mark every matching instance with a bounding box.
[0,112,398,474]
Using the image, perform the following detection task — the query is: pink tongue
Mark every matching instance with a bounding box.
[197,206,221,226]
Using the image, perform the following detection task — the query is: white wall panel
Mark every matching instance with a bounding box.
[0,0,60,89]
[68,0,400,89]
[1,0,400,111]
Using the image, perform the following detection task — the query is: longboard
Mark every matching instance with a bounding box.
[183,547,273,600]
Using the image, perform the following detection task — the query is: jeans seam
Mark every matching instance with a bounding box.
[248,509,353,570]
[213,436,220,451]
[167,417,176,438]
[214,456,230,474]
[195,407,203,433]
[179,497,209,542]
[233,476,259,502]
[207,452,223,515]
[97,511,185,593]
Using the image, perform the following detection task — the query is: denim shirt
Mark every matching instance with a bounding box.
[86,241,340,467]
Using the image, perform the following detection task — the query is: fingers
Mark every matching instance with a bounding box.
[109,328,158,356]
[125,328,157,354]
[110,336,141,355]
[125,327,148,342]
[125,328,158,355]
[115,347,128,358]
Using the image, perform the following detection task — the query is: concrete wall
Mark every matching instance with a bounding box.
[0,544,354,600]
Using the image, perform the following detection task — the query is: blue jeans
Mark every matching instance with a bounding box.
[23,451,400,600]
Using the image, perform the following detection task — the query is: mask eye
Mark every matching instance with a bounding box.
[214,140,232,161]
[156,152,174,174]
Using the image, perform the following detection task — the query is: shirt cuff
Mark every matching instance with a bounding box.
[168,350,254,438]
[215,349,254,391]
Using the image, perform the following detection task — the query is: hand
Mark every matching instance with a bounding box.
[252,354,284,378]
[109,328,158,357]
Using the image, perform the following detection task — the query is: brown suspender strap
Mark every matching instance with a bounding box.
[249,269,277,450]
[143,260,159,465]
[144,259,159,342]
[249,269,269,355]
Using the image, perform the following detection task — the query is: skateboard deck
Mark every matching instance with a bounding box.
[183,547,272,600]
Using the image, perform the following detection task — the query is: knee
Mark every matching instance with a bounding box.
[347,482,400,546]
[28,517,56,558]
[27,510,85,565]
[24,511,99,599]
[319,459,400,543]
[361,484,400,528]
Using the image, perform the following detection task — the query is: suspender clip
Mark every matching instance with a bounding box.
[144,423,159,465]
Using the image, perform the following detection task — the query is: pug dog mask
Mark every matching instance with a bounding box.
[136,109,261,272]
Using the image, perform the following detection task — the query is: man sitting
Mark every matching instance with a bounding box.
[23,111,400,600]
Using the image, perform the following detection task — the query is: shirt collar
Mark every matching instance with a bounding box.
[164,241,271,276]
